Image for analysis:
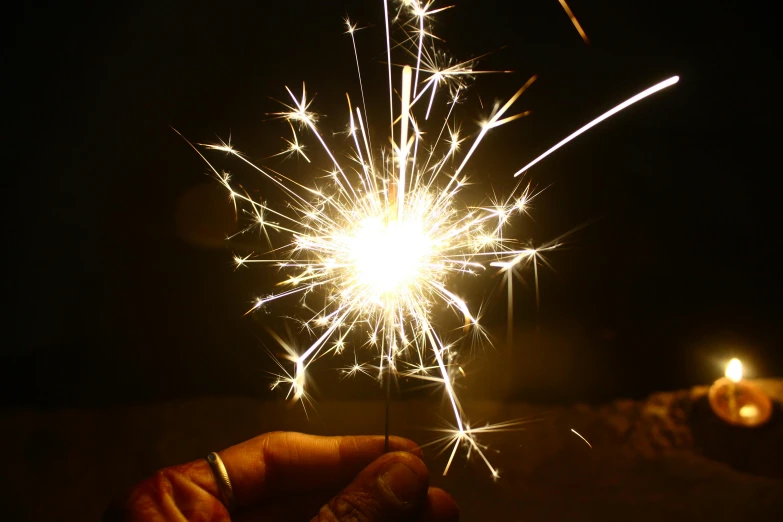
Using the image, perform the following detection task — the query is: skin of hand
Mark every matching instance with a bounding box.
[103,431,459,522]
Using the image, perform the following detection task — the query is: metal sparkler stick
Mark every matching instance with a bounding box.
[385,365,391,452]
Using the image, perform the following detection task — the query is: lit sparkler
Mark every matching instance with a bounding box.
[179,0,678,477]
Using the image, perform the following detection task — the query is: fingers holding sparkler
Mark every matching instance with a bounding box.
[314,451,436,522]
[106,432,460,522]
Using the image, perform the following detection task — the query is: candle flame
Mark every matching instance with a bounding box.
[725,358,742,383]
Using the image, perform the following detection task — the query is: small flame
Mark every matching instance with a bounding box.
[725,358,742,383]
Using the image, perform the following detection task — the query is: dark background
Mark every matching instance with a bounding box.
[3,0,780,409]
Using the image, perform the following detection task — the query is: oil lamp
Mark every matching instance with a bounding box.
[708,358,771,427]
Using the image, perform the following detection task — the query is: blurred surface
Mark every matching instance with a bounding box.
[3,380,782,521]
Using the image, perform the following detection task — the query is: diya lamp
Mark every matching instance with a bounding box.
[708,358,772,427]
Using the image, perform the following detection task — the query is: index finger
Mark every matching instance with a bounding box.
[217,432,421,509]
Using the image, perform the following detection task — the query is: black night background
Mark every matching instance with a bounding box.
[3,1,782,520]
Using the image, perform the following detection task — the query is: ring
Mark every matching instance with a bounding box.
[206,452,235,512]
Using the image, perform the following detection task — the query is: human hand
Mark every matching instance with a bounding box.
[104,431,459,522]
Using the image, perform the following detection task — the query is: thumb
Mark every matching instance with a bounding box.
[312,451,429,521]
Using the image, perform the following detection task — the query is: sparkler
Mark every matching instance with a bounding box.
[180,0,678,477]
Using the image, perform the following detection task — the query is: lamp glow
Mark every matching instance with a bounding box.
[709,357,771,427]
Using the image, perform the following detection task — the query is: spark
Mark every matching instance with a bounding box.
[514,75,680,176]
[268,122,311,163]
[571,428,593,449]
[180,0,677,477]
[558,0,590,44]
[340,354,374,379]
[233,254,252,269]
[424,417,539,477]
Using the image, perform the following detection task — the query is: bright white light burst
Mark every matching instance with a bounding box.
[179,0,678,477]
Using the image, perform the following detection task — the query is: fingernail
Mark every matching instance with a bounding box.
[378,462,424,504]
